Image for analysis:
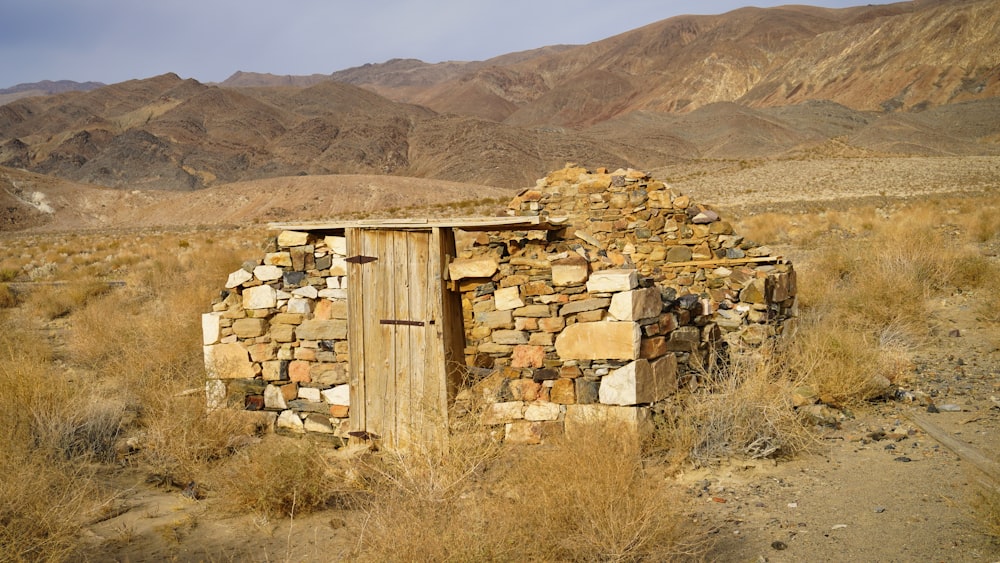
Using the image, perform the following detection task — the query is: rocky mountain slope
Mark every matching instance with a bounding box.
[0,0,997,223]
[269,0,999,124]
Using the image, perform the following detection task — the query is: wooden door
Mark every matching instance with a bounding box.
[346,227,464,449]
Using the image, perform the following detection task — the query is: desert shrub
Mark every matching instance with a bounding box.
[971,480,1000,538]
[353,425,707,562]
[787,317,910,406]
[27,281,115,320]
[0,284,18,308]
[0,450,101,563]
[502,426,709,562]
[350,412,512,560]
[0,228,263,561]
[213,437,348,518]
[140,397,267,488]
[978,274,1000,324]
[28,395,127,463]
[0,315,110,562]
[971,206,1000,242]
[654,342,815,465]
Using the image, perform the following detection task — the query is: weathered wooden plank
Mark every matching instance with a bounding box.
[659,256,785,268]
[347,228,366,442]
[372,230,394,446]
[268,215,566,232]
[400,232,433,443]
[393,230,412,449]
[906,412,1000,484]
[436,227,466,412]
[420,228,441,447]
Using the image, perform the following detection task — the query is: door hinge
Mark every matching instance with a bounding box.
[345,255,378,264]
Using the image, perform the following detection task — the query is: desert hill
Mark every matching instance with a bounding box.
[296,0,998,124]
[0,0,998,226]
[0,165,515,232]
[0,79,105,107]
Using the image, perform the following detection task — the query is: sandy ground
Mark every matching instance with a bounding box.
[685,287,1000,561]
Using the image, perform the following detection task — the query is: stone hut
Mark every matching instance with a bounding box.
[202,165,797,448]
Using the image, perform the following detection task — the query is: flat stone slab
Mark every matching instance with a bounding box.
[278,231,309,248]
[449,256,499,280]
[225,268,253,289]
[203,343,254,379]
[296,319,347,340]
[586,269,638,293]
[609,287,662,321]
[555,321,640,360]
[202,312,223,345]
[598,355,676,406]
[243,285,277,310]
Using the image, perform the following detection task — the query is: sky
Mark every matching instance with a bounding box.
[1,0,869,88]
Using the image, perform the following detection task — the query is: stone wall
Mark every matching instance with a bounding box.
[203,230,353,439]
[202,165,797,445]
[450,165,796,444]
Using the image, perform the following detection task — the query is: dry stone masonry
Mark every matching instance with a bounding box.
[203,164,797,446]
[203,231,352,438]
[452,165,796,443]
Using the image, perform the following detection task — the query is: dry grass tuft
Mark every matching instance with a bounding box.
[502,426,710,562]
[0,451,102,562]
[782,196,1000,406]
[140,398,267,488]
[213,437,349,518]
[353,424,708,562]
[971,482,1000,538]
[28,281,115,320]
[655,343,816,465]
[0,283,18,308]
[0,312,111,561]
[0,228,258,561]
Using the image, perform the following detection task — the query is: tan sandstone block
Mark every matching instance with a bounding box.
[598,355,676,406]
[449,256,499,280]
[203,343,254,379]
[608,287,662,321]
[555,321,640,360]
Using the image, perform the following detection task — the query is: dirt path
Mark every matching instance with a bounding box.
[684,288,1000,562]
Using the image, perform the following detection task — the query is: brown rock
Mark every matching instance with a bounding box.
[511,345,545,368]
[539,317,566,332]
[640,337,668,359]
[550,379,576,404]
[289,360,311,383]
[560,298,610,316]
[504,421,561,445]
[204,343,254,379]
[508,379,541,401]
[271,324,296,343]
[666,246,693,262]
[296,319,347,340]
[552,257,589,286]
[280,382,298,402]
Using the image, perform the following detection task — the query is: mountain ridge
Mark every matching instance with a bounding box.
[0,0,997,200]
